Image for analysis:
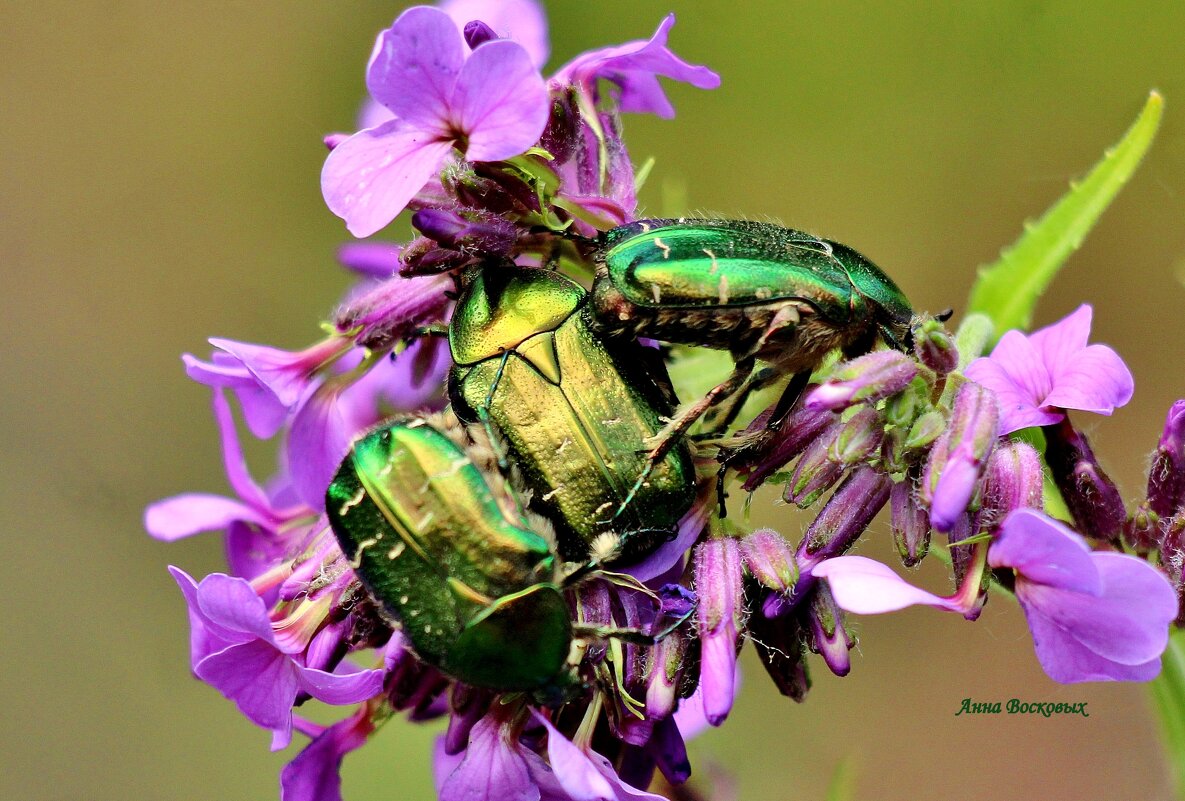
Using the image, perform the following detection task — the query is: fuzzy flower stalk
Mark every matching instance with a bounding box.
[147,2,1181,800]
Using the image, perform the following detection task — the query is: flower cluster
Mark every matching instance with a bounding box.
[148,2,1183,800]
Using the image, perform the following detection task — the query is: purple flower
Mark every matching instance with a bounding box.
[965,304,1134,435]
[988,509,1177,682]
[1148,399,1185,517]
[170,567,384,748]
[183,337,350,439]
[440,0,549,69]
[438,712,550,801]
[803,350,918,411]
[815,509,1178,683]
[322,6,549,236]
[551,14,720,119]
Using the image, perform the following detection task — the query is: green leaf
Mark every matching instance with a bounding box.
[1150,627,1185,799]
[967,91,1163,336]
[824,757,857,801]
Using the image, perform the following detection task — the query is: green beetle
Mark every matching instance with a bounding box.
[326,413,578,695]
[448,264,697,562]
[590,218,914,462]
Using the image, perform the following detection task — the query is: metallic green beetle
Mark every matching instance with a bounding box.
[448,264,697,561]
[326,413,576,694]
[590,218,914,461]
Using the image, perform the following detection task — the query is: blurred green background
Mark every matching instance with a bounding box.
[3,1,1184,799]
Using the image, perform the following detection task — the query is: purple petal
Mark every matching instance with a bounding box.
[441,0,550,69]
[183,354,290,439]
[195,639,299,737]
[226,520,292,583]
[812,556,960,614]
[193,572,281,645]
[439,715,539,801]
[321,119,455,238]
[433,737,466,796]
[145,494,265,541]
[281,711,371,801]
[532,711,616,801]
[964,357,1062,435]
[367,6,464,128]
[988,509,1101,594]
[1043,343,1134,414]
[622,487,710,581]
[1022,602,1164,683]
[207,338,337,409]
[1020,552,1176,665]
[336,241,401,278]
[928,452,980,532]
[298,663,385,706]
[451,40,549,162]
[285,382,372,511]
[210,388,272,510]
[169,566,229,666]
[1031,304,1093,371]
[555,15,719,119]
[356,98,393,132]
[699,629,736,727]
[583,750,670,801]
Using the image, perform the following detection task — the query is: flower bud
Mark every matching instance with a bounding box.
[807,583,853,677]
[739,529,799,593]
[912,316,959,374]
[891,479,930,566]
[693,538,746,726]
[747,605,810,701]
[444,685,492,755]
[883,375,930,428]
[462,20,498,49]
[904,410,946,451]
[1125,501,1160,554]
[337,242,401,278]
[1148,400,1185,517]
[1043,418,1125,542]
[977,440,1043,530]
[411,208,517,256]
[740,402,835,491]
[799,466,892,564]
[399,236,472,276]
[922,382,998,532]
[785,421,846,507]
[831,406,885,465]
[645,628,691,720]
[805,351,918,411]
[333,272,453,350]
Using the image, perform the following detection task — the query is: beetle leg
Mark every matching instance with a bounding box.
[571,623,654,646]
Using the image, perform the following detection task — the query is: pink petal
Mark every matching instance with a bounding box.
[195,639,299,736]
[367,6,464,128]
[321,119,455,237]
[1031,304,1093,373]
[451,39,548,162]
[440,0,550,69]
[210,388,272,510]
[285,383,368,511]
[144,494,265,541]
[1043,343,1134,414]
[699,629,737,726]
[194,572,280,645]
[988,509,1101,595]
[812,556,959,614]
[979,329,1053,405]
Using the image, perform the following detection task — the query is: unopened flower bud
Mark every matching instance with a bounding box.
[739,529,799,593]
[645,628,691,720]
[922,382,998,532]
[904,410,946,451]
[399,236,472,276]
[444,685,492,755]
[805,351,918,411]
[333,273,453,350]
[891,479,931,566]
[1043,418,1125,542]
[831,406,885,465]
[411,208,517,256]
[807,583,853,677]
[884,376,930,428]
[977,440,1043,530]
[337,242,401,278]
[912,316,959,374]
[1148,400,1185,517]
[1125,502,1160,554]
[693,538,746,726]
[785,422,846,507]
[747,606,810,701]
[741,402,835,491]
[462,20,498,49]
[799,466,893,564]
